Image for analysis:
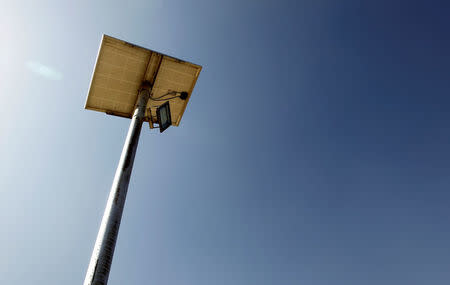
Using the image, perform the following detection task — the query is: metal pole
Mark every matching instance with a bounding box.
[84,88,150,285]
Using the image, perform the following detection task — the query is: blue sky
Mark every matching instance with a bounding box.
[1,1,450,284]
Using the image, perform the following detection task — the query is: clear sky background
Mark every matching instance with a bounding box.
[1,0,450,284]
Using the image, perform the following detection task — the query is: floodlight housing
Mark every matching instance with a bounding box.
[156,101,172,133]
[85,34,202,129]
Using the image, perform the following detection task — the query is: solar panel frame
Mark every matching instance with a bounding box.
[85,34,202,127]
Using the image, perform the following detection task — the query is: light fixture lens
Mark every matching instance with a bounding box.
[157,102,172,133]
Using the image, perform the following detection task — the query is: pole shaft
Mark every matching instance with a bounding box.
[84,90,149,285]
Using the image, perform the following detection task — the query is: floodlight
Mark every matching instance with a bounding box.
[83,35,201,285]
[156,101,172,133]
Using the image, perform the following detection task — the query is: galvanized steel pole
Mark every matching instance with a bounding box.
[84,88,150,285]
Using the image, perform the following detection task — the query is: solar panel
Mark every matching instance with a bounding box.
[85,34,202,127]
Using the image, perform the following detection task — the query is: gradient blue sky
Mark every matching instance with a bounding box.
[1,1,450,284]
